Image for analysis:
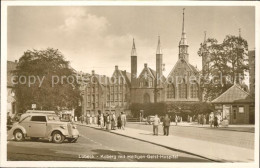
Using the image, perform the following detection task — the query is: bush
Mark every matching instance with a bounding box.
[130,102,213,118]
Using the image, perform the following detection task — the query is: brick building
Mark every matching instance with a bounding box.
[80,9,202,116]
[80,66,131,116]
[212,84,254,124]
[131,9,200,104]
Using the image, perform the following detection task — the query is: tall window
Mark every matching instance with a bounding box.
[190,83,198,98]
[178,79,187,98]
[115,85,118,93]
[167,84,175,98]
[149,80,153,87]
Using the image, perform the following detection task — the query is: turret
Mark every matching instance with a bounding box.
[179,8,189,62]
[131,38,137,87]
[156,36,163,86]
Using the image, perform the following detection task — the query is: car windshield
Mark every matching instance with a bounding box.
[47,115,61,121]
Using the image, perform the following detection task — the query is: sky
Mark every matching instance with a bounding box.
[7,6,255,77]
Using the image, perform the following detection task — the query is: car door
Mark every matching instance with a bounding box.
[27,116,47,137]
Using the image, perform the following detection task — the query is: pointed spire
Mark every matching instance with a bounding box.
[156,36,163,54]
[204,31,207,43]
[239,28,241,38]
[131,38,137,56]
[179,8,188,46]
[182,8,185,33]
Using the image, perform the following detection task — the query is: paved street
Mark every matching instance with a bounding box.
[7,125,210,162]
[126,123,254,149]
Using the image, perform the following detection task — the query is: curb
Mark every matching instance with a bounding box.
[75,123,220,162]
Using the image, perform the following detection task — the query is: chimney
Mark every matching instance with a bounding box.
[115,65,118,70]
[92,70,95,75]
[144,63,148,68]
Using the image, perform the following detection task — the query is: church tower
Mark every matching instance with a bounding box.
[131,38,137,87]
[156,36,163,86]
[179,8,189,62]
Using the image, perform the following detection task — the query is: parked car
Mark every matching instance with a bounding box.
[10,112,79,143]
[146,115,155,125]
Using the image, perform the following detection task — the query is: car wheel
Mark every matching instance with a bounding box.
[14,130,24,142]
[52,131,65,143]
[68,138,78,143]
[31,137,39,141]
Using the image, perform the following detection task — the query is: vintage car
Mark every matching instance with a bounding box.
[146,115,155,125]
[10,112,79,143]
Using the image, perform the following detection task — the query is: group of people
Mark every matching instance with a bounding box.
[196,112,222,127]
[79,114,97,125]
[209,112,222,128]
[97,111,127,131]
[152,114,171,136]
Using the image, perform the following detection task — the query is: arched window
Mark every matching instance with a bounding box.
[167,84,175,98]
[143,93,150,103]
[190,83,199,98]
[178,79,187,98]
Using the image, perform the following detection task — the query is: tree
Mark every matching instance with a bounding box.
[198,35,249,101]
[13,48,81,112]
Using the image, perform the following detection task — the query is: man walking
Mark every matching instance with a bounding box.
[209,112,214,127]
[120,112,127,130]
[153,114,160,136]
[106,113,111,131]
[163,114,171,136]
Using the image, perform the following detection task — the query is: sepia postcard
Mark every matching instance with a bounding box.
[1,1,259,168]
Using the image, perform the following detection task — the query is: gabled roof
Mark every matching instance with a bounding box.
[112,68,131,86]
[211,84,254,103]
[138,65,157,79]
[120,70,131,86]
[167,58,199,79]
[149,68,156,78]
[138,66,166,81]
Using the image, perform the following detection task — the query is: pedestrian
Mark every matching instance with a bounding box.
[209,112,214,127]
[90,115,93,125]
[163,114,171,136]
[200,114,204,126]
[7,112,12,130]
[106,113,111,131]
[198,114,201,125]
[84,115,86,125]
[214,113,218,128]
[86,113,90,125]
[97,113,101,127]
[121,112,127,130]
[100,113,104,128]
[111,113,116,130]
[153,114,160,136]
[117,113,122,129]
[217,113,222,126]
[94,115,97,124]
[175,115,178,126]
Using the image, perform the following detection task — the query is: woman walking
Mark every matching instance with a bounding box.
[117,113,122,129]
[111,113,116,130]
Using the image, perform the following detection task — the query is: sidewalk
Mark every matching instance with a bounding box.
[149,122,254,133]
[75,122,254,162]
